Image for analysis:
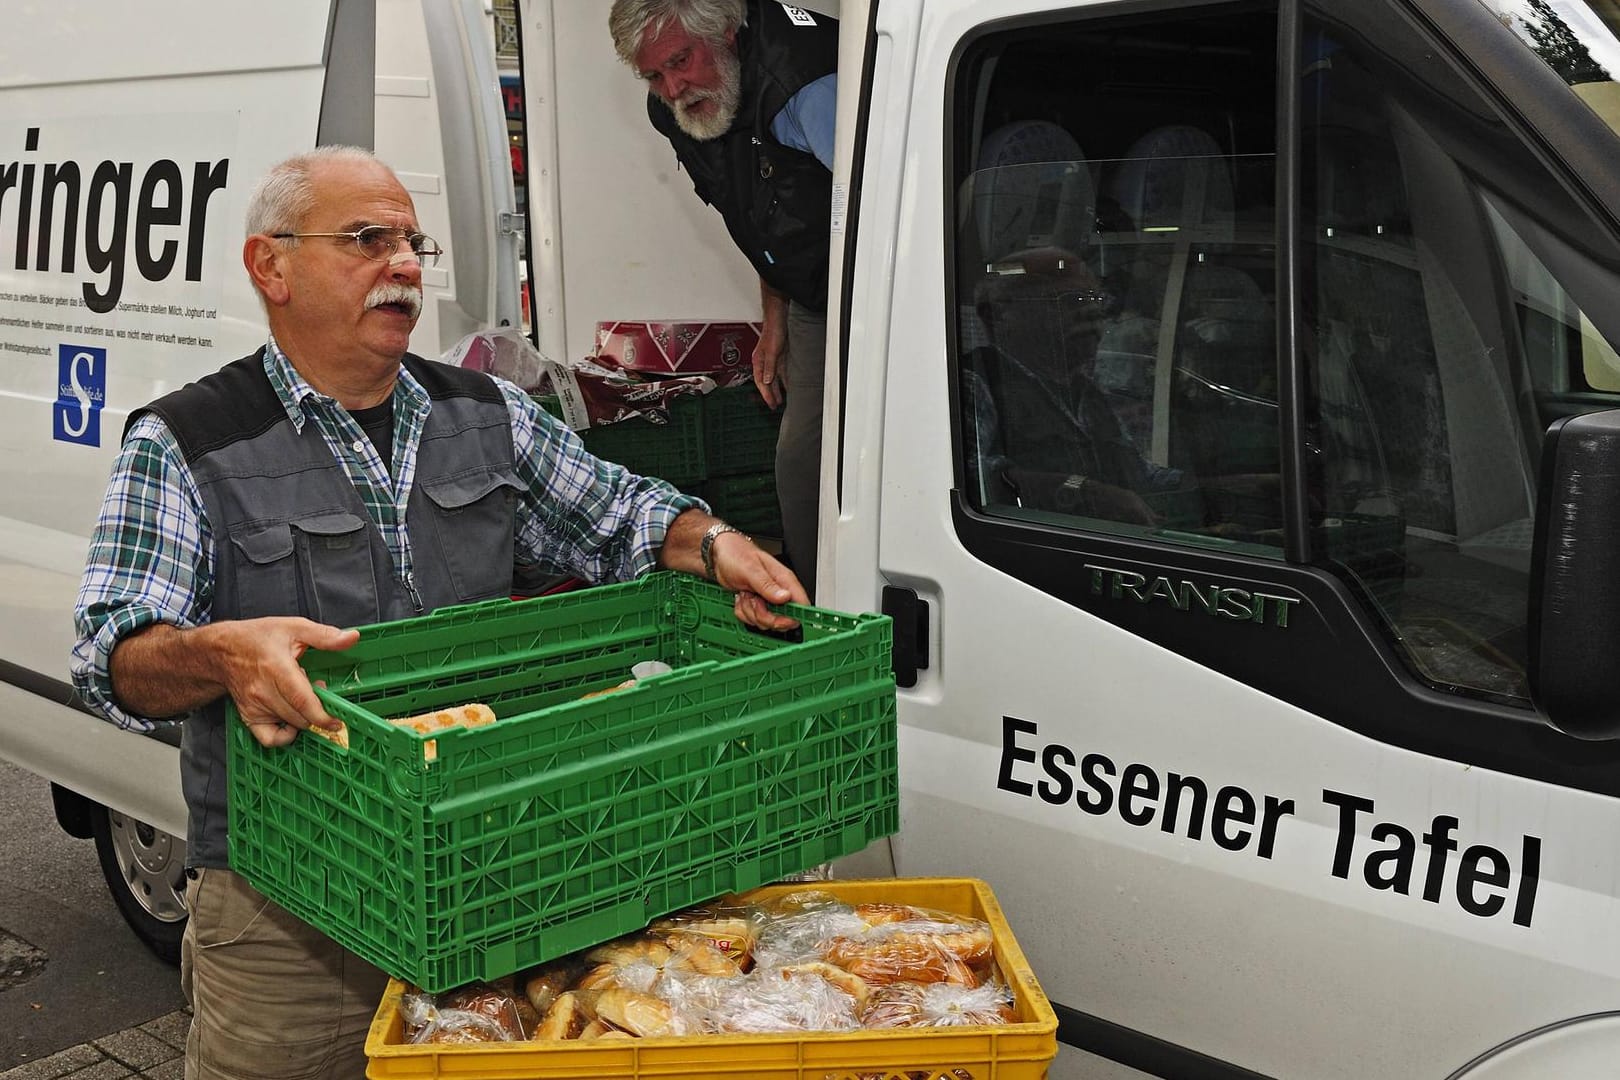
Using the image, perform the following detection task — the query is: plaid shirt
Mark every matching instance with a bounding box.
[71,337,701,731]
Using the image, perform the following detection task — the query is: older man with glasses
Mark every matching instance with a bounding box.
[69,145,805,1080]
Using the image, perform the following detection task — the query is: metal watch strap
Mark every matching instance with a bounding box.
[700,522,744,582]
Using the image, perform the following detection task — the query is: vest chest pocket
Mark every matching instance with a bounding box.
[420,469,521,604]
[225,514,378,625]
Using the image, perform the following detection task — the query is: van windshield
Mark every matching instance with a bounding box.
[1487,0,1620,135]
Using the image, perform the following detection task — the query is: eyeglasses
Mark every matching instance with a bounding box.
[270,225,444,267]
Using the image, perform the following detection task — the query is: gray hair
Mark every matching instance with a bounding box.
[243,145,383,238]
[608,0,746,66]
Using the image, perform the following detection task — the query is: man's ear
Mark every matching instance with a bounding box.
[243,234,292,307]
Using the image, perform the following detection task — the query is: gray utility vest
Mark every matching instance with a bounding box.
[130,349,519,868]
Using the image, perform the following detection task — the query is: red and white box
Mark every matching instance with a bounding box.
[594,320,759,384]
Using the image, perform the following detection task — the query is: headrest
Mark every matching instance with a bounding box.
[1107,124,1234,235]
[972,120,1094,263]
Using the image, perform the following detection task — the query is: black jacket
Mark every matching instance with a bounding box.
[648,0,838,311]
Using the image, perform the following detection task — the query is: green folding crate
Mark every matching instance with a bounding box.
[703,384,782,477]
[226,573,896,994]
[533,392,707,488]
[701,470,783,538]
[534,393,566,420]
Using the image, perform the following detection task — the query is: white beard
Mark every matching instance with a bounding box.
[671,43,742,141]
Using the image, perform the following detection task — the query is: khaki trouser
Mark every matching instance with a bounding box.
[777,303,827,601]
[181,868,388,1080]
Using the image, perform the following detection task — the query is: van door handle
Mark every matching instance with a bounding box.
[881,586,930,688]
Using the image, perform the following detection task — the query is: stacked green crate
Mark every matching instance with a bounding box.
[701,385,783,537]
[534,387,783,535]
[700,472,782,538]
[703,384,781,476]
[535,392,707,489]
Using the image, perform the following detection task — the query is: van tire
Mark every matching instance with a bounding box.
[91,805,188,966]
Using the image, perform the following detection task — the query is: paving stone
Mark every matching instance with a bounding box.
[90,1030,173,1072]
[58,1063,129,1080]
[135,1012,189,1053]
[0,1045,105,1080]
[136,1058,185,1080]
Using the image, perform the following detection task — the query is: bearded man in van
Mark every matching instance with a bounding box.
[70,145,803,1079]
[609,0,838,600]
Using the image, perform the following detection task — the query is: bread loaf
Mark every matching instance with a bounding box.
[595,988,679,1037]
[535,992,589,1040]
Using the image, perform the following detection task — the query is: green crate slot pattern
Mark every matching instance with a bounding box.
[580,395,707,488]
[701,470,782,537]
[704,385,782,477]
[228,574,895,994]
[533,393,706,487]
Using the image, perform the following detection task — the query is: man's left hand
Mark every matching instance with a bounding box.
[712,531,808,631]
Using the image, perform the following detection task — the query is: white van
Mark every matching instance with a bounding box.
[8,1,1620,1077]
[0,0,521,965]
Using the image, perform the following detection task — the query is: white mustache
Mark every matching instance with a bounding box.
[366,283,422,319]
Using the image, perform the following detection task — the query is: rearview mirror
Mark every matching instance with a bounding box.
[1530,408,1620,738]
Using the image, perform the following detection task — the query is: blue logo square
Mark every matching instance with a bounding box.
[53,344,107,447]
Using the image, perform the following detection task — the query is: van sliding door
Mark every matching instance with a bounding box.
[950,0,1620,793]
[877,0,1620,1075]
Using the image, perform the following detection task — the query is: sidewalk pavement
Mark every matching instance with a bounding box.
[0,1010,189,1080]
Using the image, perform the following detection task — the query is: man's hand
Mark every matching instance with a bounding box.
[754,281,790,409]
[710,530,809,632]
[213,619,362,747]
[110,618,360,748]
[658,509,808,631]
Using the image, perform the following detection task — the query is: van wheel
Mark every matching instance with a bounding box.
[91,806,188,965]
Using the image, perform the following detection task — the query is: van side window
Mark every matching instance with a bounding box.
[952,9,1283,555]
[1302,4,1620,702]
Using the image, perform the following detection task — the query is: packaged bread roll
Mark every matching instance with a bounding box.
[389,703,497,733]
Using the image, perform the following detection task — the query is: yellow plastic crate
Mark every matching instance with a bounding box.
[365,877,1058,1079]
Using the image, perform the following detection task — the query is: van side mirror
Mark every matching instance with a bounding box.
[1530,409,1620,738]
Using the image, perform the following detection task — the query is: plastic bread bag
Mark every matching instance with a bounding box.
[821,934,983,987]
[577,933,740,992]
[653,970,745,1034]
[534,988,619,1040]
[649,901,766,968]
[398,990,439,1041]
[593,986,687,1038]
[752,900,868,970]
[817,903,997,985]
[869,915,995,973]
[437,981,531,1039]
[414,1009,522,1044]
[519,956,592,1014]
[861,980,1017,1029]
[660,932,745,981]
[751,888,846,918]
[849,902,997,960]
[702,965,864,1034]
[400,989,524,1045]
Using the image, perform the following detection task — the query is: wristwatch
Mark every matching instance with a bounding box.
[700,521,747,582]
[1061,474,1090,495]
[1060,474,1091,510]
